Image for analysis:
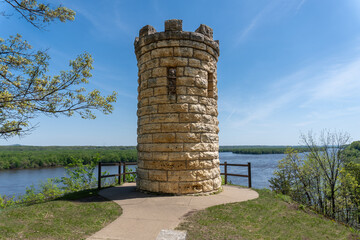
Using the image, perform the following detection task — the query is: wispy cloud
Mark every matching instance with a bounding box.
[295,0,307,13]
[70,2,132,40]
[224,52,360,128]
[236,0,307,44]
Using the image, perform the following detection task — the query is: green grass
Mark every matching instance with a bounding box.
[0,189,121,239]
[177,188,359,240]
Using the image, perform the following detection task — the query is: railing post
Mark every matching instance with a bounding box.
[248,162,252,188]
[122,162,126,183]
[118,162,121,185]
[98,162,101,190]
[224,161,227,184]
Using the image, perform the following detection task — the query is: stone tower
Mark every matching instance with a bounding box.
[134,19,221,194]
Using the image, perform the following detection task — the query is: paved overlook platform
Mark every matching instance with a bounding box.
[87,183,259,240]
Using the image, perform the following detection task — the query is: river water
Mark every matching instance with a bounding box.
[0,152,285,197]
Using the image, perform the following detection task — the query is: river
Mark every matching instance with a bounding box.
[0,152,285,197]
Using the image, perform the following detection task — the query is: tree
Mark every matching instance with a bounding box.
[300,130,351,217]
[1,0,117,139]
[270,130,360,228]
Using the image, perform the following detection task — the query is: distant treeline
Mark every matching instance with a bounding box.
[219,146,310,154]
[0,145,313,170]
[0,146,137,170]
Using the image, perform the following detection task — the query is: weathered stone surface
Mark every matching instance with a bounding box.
[201,133,219,143]
[139,179,159,192]
[160,57,188,67]
[177,95,198,104]
[187,87,207,96]
[158,104,188,113]
[189,104,206,114]
[195,24,213,39]
[206,106,218,116]
[183,143,217,152]
[139,25,156,37]
[139,59,159,73]
[157,40,180,48]
[136,20,220,194]
[178,182,203,194]
[176,133,200,143]
[190,123,218,133]
[137,168,149,179]
[174,47,193,57]
[153,133,176,143]
[149,170,167,181]
[152,152,169,161]
[148,77,167,87]
[138,134,152,143]
[137,105,157,116]
[150,113,179,123]
[168,152,199,161]
[165,19,183,32]
[151,48,173,58]
[168,170,197,182]
[199,151,219,160]
[187,160,214,169]
[149,95,169,104]
[159,182,179,194]
[177,77,195,87]
[193,49,213,61]
[179,113,202,122]
[162,123,190,132]
[154,86,168,96]
[139,143,183,152]
[152,67,167,77]
[202,179,214,192]
[213,176,222,189]
[139,88,153,98]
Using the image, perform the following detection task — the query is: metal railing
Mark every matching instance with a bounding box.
[97,161,252,189]
[98,162,137,189]
[220,161,252,188]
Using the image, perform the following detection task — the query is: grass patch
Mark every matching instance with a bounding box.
[177,188,359,240]
[0,189,121,239]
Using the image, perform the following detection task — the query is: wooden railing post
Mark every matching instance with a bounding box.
[118,162,121,185]
[122,162,126,183]
[248,162,252,188]
[98,162,101,190]
[224,161,228,184]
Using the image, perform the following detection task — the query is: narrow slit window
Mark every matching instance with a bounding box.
[168,68,176,95]
[208,72,214,98]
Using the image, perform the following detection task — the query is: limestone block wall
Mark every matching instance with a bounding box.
[134,19,221,194]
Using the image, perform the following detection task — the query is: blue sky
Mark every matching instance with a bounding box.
[2,0,360,146]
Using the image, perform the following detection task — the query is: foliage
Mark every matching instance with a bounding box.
[269,130,360,229]
[0,1,117,139]
[177,188,359,239]
[2,0,75,29]
[59,157,98,192]
[0,189,121,239]
[0,145,137,170]
[342,141,360,164]
[220,145,310,154]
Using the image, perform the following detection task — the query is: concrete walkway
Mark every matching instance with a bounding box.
[88,183,259,240]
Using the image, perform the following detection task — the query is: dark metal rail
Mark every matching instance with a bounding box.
[98,161,252,189]
[220,161,252,188]
[98,162,137,189]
